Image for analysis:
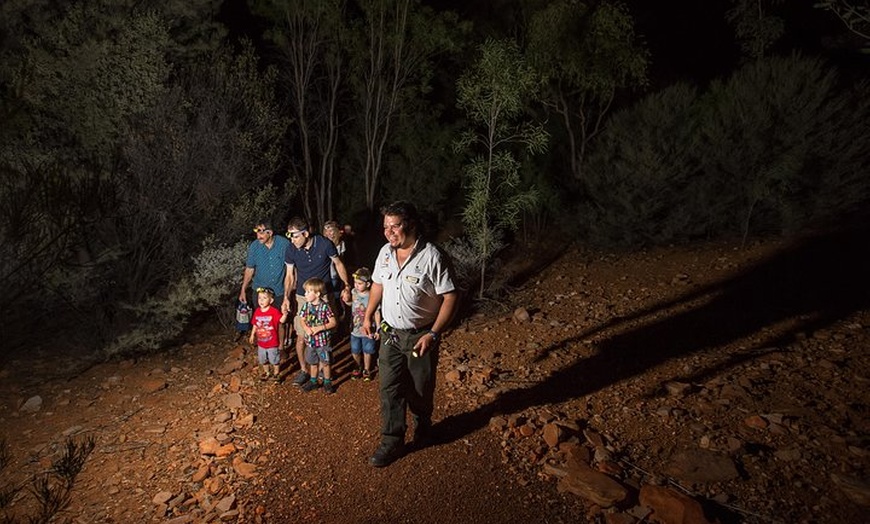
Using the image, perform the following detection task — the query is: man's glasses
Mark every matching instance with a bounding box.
[384,222,403,232]
[286,229,307,239]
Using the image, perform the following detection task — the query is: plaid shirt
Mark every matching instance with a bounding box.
[299,301,334,348]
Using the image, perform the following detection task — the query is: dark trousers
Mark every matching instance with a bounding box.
[377,328,439,448]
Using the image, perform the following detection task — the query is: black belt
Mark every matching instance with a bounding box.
[381,321,433,335]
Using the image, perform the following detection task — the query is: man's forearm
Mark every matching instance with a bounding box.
[431,291,458,334]
[364,283,383,322]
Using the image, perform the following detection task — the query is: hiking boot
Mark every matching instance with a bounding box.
[301,379,320,392]
[369,443,405,468]
[292,370,310,387]
[323,380,335,394]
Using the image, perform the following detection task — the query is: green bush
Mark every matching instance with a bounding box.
[699,54,869,239]
[105,236,248,357]
[581,82,706,246]
[580,55,870,247]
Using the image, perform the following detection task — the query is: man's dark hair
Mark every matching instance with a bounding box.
[287,216,309,232]
[256,218,275,231]
[381,201,420,237]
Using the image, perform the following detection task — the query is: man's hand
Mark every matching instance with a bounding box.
[412,332,438,357]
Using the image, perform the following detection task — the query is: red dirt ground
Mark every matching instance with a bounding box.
[1,228,868,523]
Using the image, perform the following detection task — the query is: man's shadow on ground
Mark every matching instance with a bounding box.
[435,222,870,443]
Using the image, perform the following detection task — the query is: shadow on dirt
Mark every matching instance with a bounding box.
[435,222,870,443]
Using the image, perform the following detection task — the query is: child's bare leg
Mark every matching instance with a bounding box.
[321,363,332,380]
[364,354,373,372]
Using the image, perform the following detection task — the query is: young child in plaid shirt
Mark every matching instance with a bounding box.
[298,278,338,393]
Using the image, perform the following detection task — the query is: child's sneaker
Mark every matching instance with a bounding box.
[362,369,372,382]
[301,379,320,392]
[260,372,270,382]
[323,380,335,394]
[351,368,362,380]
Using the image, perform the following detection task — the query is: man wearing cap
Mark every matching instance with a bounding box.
[362,201,458,467]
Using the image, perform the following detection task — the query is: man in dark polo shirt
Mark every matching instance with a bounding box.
[282,216,352,386]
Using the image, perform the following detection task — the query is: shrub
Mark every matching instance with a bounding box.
[0,437,95,524]
[581,82,705,246]
[105,237,248,357]
[580,55,870,247]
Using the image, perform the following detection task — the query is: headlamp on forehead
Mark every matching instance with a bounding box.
[352,267,373,284]
[255,287,275,297]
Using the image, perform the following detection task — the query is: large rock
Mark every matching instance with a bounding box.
[557,462,628,508]
[639,485,712,524]
[232,456,258,478]
[20,395,43,413]
[543,423,563,447]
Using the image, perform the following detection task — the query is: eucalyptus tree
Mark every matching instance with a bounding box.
[253,0,346,225]
[454,39,547,299]
[525,0,648,182]
[349,0,465,211]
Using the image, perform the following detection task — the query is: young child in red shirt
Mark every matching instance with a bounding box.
[249,287,283,381]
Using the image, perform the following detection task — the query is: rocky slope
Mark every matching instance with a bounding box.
[1,233,867,523]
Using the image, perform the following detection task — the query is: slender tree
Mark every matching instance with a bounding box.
[254,0,346,224]
[454,39,547,299]
[525,0,648,181]
[350,0,464,210]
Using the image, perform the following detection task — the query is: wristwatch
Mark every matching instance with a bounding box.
[428,330,440,342]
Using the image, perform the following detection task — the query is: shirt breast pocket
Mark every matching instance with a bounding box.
[404,273,431,296]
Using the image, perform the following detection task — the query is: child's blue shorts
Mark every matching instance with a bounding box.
[350,334,377,355]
